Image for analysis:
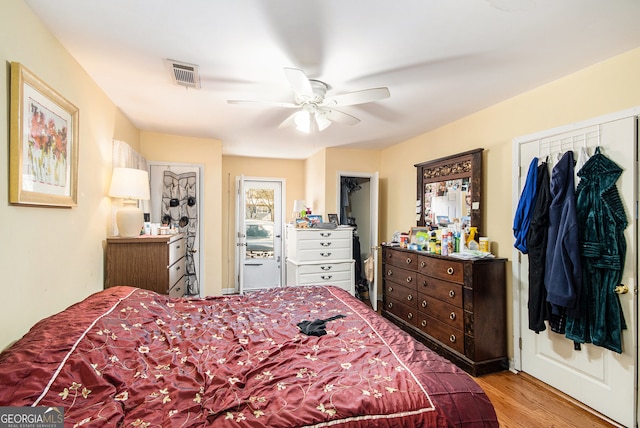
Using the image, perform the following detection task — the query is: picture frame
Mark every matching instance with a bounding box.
[306,214,323,225]
[9,62,79,207]
[327,213,339,225]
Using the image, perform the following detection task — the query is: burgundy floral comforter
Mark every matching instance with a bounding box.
[0,286,498,427]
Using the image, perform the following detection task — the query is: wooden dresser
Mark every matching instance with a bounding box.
[105,234,186,297]
[285,225,355,295]
[382,245,507,376]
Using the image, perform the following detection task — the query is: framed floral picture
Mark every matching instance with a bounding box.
[9,62,79,207]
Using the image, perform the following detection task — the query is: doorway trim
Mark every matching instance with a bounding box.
[336,170,380,309]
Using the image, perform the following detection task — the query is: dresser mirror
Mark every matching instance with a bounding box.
[415,148,483,232]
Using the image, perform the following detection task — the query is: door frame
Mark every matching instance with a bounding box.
[234,176,286,294]
[147,161,205,297]
[336,171,380,310]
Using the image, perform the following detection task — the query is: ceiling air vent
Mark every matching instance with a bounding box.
[166,59,200,88]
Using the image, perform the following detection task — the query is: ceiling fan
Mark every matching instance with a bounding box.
[227,68,390,133]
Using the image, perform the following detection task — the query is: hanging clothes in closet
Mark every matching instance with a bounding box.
[513,157,538,254]
[526,157,551,333]
[544,150,581,334]
[565,147,628,353]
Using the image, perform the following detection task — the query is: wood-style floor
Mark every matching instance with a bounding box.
[474,370,621,427]
[365,299,619,427]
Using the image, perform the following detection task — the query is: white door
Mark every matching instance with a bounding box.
[337,171,380,310]
[148,162,203,296]
[512,111,638,427]
[235,177,284,293]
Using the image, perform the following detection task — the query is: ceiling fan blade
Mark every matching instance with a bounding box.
[284,67,313,98]
[324,87,390,107]
[227,99,298,108]
[324,109,360,126]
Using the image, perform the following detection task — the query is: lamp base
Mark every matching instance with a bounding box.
[116,199,144,237]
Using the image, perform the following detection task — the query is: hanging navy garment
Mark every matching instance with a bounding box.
[565,147,627,353]
[513,157,538,253]
[526,160,551,332]
[544,151,581,321]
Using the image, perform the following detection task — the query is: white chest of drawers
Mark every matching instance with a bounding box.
[285,225,355,295]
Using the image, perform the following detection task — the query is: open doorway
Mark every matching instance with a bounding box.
[337,172,379,310]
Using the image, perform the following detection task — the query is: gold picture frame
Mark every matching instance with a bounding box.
[9,62,79,207]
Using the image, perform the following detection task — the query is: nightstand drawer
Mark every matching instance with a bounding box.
[169,276,186,298]
[169,256,185,288]
[169,237,186,263]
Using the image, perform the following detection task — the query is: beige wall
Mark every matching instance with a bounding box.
[221,156,306,290]
[304,149,326,216]
[0,2,139,350]
[380,47,640,358]
[139,132,223,296]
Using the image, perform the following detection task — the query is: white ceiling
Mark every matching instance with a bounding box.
[24,0,640,159]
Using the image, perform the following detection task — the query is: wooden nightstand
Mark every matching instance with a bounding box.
[105,233,186,297]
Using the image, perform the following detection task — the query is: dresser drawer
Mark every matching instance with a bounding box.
[385,298,418,327]
[297,269,353,285]
[418,273,463,307]
[418,296,464,331]
[169,276,186,298]
[416,315,464,355]
[169,236,186,264]
[295,247,352,262]
[384,249,418,270]
[384,264,418,289]
[169,256,185,288]
[293,228,351,241]
[296,263,352,275]
[385,282,418,308]
[295,237,351,251]
[418,256,464,284]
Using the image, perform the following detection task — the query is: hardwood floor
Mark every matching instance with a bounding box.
[364,298,620,427]
[474,370,621,427]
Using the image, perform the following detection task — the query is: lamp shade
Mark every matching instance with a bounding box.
[293,200,306,213]
[109,168,150,237]
[108,167,151,200]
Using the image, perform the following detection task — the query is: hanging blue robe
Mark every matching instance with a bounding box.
[565,147,627,353]
[513,157,538,253]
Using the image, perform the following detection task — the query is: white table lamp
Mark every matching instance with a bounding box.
[293,199,306,219]
[109,167,150,237]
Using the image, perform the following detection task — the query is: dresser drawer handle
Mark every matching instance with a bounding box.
[320,232,332,237]
[388,286,393,292]
[176,245,181,250]
[387,269,393,277]
[406,257,412,264]
[320,265,332,271]
[175,266,181,271]
[407,312,414,320]
[421,280,428,287]
[320,242,332,247]
[449,334,456,343]
[449,290,455,298]
[446,267,454,275]
[320,252,332,257]
[321,275,332,280]
[388,302,393,309]
[421,319,427,327]
[406,276,413,283]
[407,294,413,301]
[421,300,427,308]
[420,261,426,268]
[449,312,456,320]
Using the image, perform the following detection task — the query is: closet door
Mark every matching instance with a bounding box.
[513,113,638,427]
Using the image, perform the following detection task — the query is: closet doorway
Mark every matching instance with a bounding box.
[337,171,379,310]
[512,108,639,427]
[148,161,204,297]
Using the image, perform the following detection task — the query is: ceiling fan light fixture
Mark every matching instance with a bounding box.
[294,111,311,133]
[316,113,332,131]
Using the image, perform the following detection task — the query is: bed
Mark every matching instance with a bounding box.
[0,285,498,427]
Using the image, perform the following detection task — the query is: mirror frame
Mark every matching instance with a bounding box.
[415,148,483,233]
